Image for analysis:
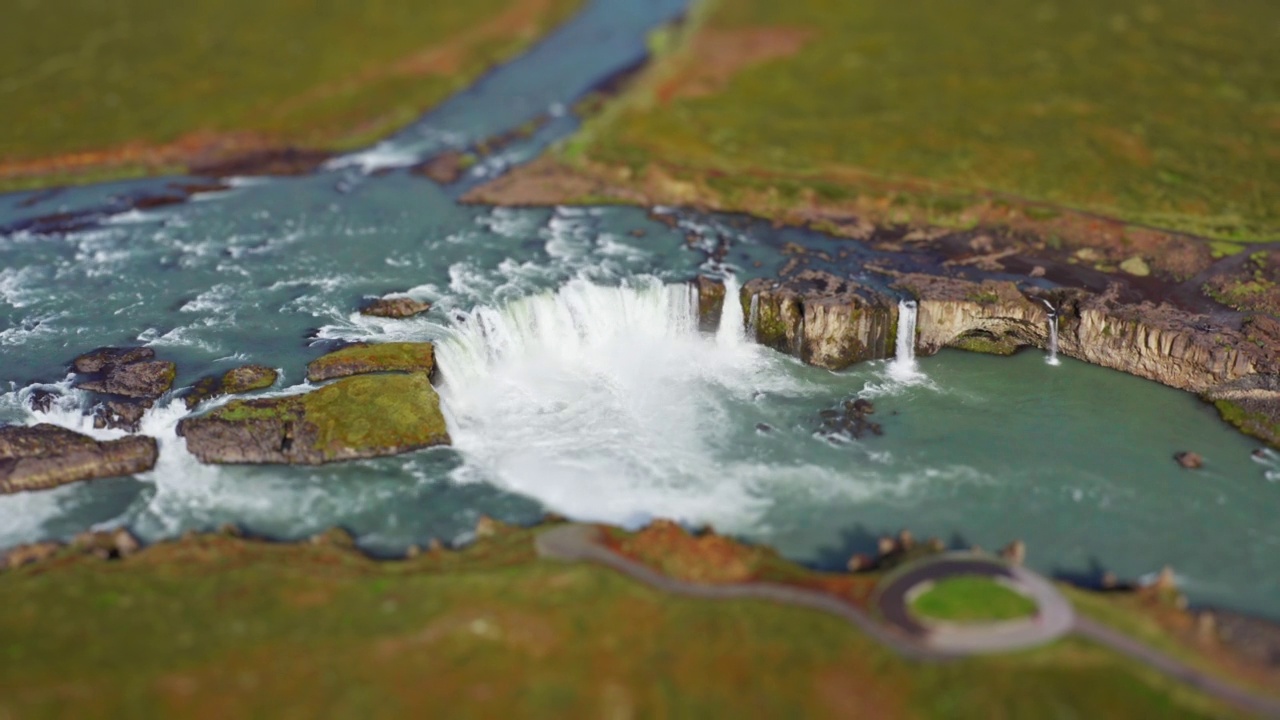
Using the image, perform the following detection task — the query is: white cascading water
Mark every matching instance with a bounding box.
[887,299,922,382]
[435,276,795,529]
[1040,299,1061,366]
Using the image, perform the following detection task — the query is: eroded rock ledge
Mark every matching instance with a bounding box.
[702,274,1280,447]
[0,425,157,494]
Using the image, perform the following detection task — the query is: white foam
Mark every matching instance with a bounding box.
[437,278,819,531]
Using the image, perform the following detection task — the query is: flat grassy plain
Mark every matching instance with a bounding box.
[562,0,1280,241]
[0,0,580,185]
[0,528,1251,719]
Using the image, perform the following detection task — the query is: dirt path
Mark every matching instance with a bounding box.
[536,524,1280,718]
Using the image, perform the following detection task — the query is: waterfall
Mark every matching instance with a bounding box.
[433,277,786,530]
[1039,299,1060,366]
[887,299,921,381]
[747,293,760,341]
[716,275,745,347]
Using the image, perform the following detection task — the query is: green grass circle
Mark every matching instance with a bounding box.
[909,575,1038,623]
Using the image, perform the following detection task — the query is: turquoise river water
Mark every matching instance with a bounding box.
[1,0,1278,620]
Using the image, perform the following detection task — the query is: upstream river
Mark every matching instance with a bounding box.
[2,0,1278,620]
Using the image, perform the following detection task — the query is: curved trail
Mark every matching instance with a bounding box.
[537,524,1280,719]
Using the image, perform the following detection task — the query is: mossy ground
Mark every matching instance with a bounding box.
[556,0,1279,243]
[207,373,449,458]
[306,342,436,382]
[909,576,1038,623]
[0,0,581,187]
[0,526,1250,719]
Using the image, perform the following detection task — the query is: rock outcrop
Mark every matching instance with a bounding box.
[1205,375,1280,448]
[306,342,436,383]
[177,373,450,464]
[359,297,432,319]
[0,424,158,493]
[893,273,1274,395]
[73,346,176,403]
[694,276,726,333]
[741,271,897,369]
[185,365,278,409]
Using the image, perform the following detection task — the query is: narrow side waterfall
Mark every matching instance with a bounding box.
[715,275,745,347]
[1040,299,1061,366]
[888,299,921,381]
[747,293,760,340]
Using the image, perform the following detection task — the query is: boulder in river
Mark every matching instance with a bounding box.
[185,365,278,409]
[72,346,155,374]
[0,424,158,493]
[1174,451,1204,469]
[177,372,450,465]
[358,296,432,319]
[306,342,435,383]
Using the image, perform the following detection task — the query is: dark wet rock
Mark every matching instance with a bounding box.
[93,400,149,432]
[743,271,897,369]
[185,365,278,409]
[359,296,432,319]
[72,346,154,374]
[28,389,58,414]
[413,150,470,184]
[695,276,727,333]
[819,395,883,441]
[1174,451,1204,469]
[0,424,158,493]
[177,373,450,465]
[306,342,435,383]
[755,423,774,433]
[78,360,176,399]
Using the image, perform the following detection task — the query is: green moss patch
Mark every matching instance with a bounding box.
[909,576,1038,623]
[306,342,436,382]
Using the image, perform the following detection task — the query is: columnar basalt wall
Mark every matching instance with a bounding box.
[740,271,897,369]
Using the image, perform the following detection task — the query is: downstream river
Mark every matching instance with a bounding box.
[2,0,1277,620]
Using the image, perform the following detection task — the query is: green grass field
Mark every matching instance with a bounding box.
[0,0,580,170]
[567,0,1280,241]
[909,576,1039,623]
[0,528,1248,719]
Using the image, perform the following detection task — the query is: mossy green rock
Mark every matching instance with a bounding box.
[306,342,435,382]
[185,365,279,409]
[177,373,450,464]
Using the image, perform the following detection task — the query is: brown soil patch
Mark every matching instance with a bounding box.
[657,27,814,103]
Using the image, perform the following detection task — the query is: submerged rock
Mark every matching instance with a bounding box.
[306,342,435,383]
[177,373,450,465]
[359,297,432,319]
[0,424,158,493]
[185,365,278,409]
[27,389,58,414]
[1174,451,1204,469]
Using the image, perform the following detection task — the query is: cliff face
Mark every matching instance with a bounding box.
[742,271,897,369]
[713,272,1280,446]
